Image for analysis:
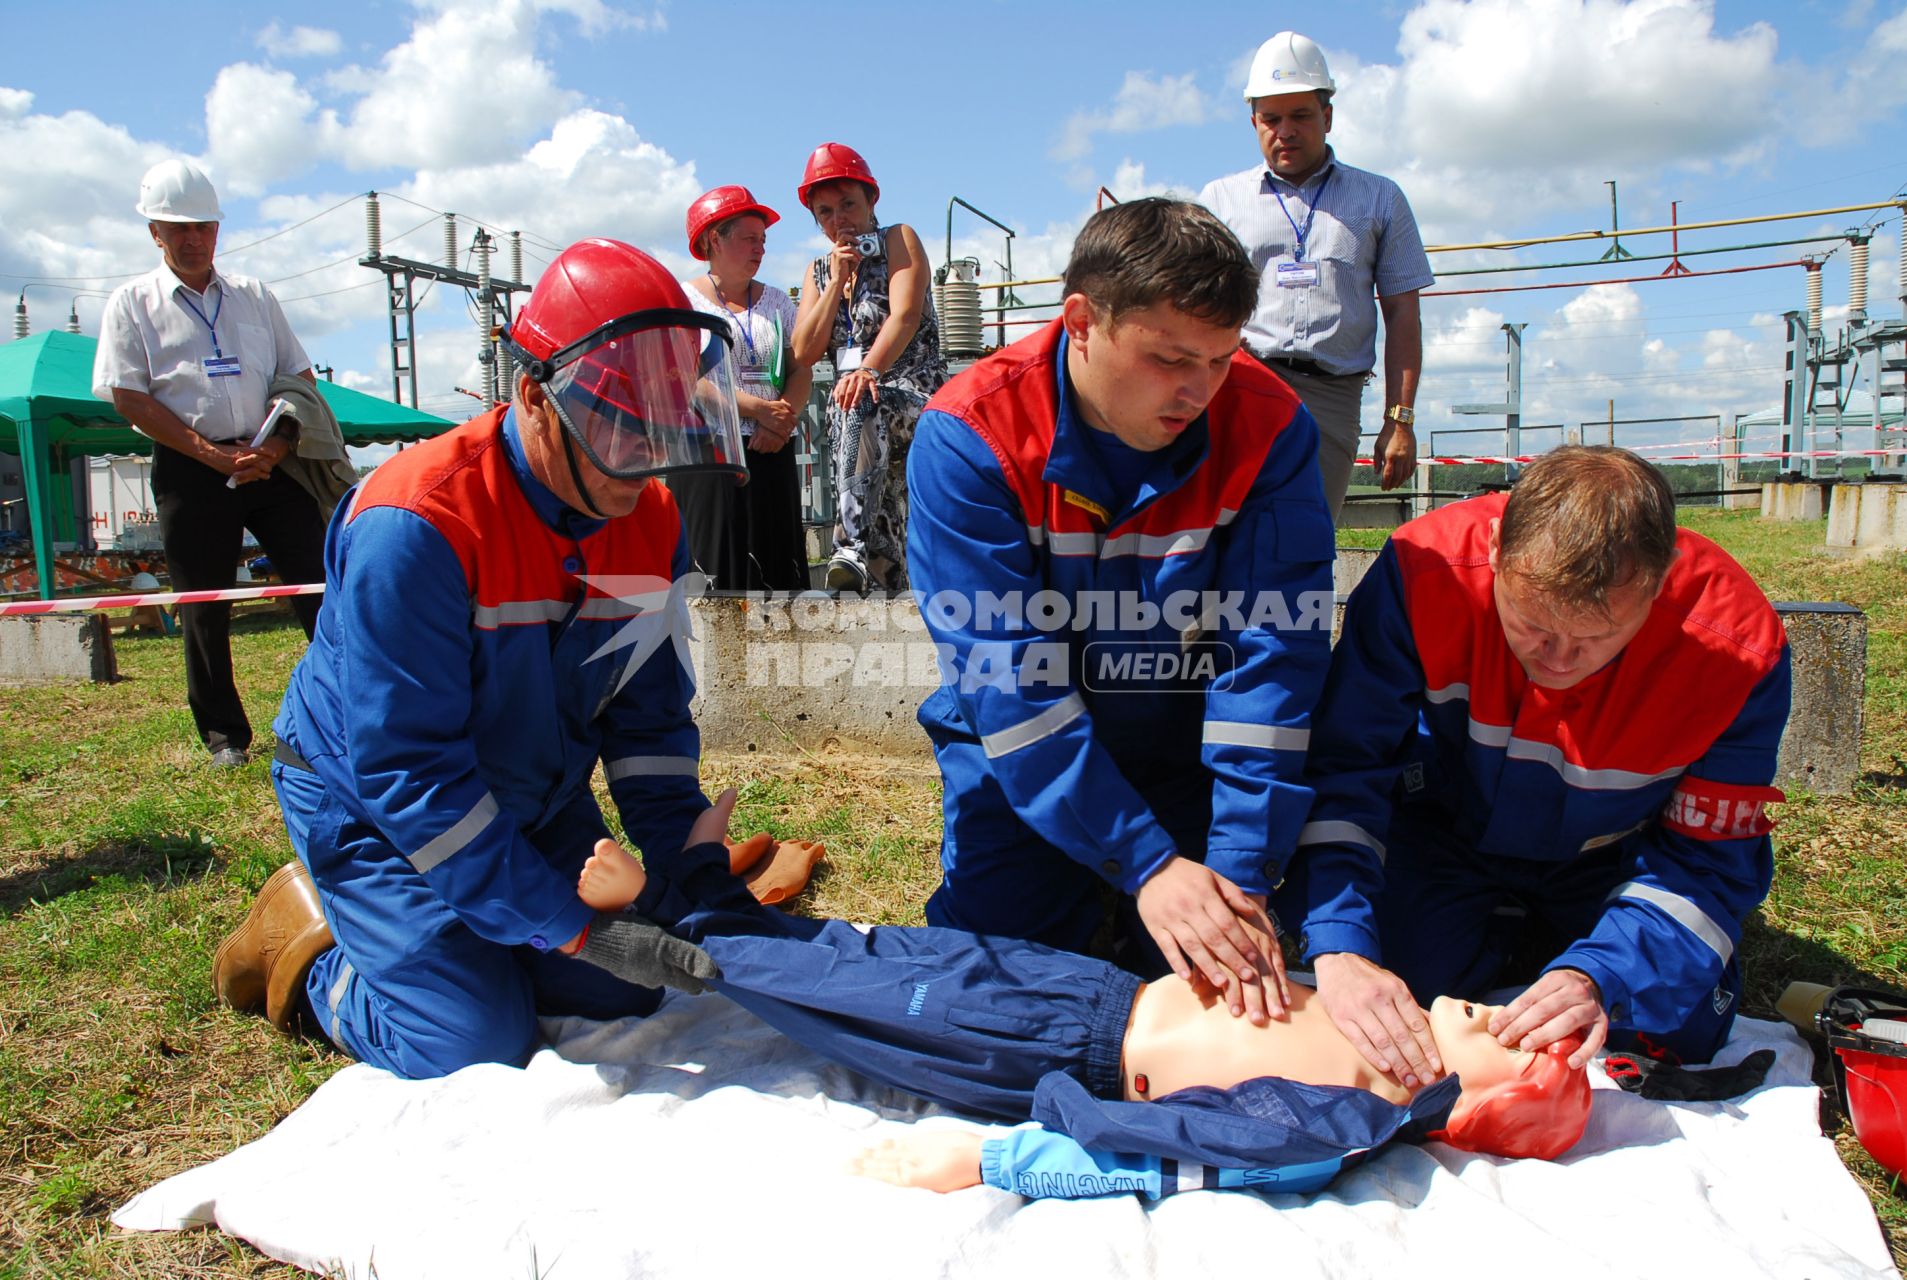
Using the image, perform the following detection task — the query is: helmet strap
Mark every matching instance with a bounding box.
[536,389,612,519]
[558,424,610,520]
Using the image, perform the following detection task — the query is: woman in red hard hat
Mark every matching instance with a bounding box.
[670,185,814,591]
[217,239,744,1079]
[789,143,947,594]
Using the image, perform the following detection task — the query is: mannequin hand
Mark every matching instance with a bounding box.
[850,1131,985,1193]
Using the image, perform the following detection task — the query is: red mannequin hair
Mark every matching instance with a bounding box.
[1433,1034,1591,1160]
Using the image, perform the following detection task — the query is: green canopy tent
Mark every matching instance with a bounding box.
[0,330,456,599]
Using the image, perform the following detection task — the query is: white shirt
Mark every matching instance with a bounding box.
[1198,152,1434,378]
[682,279,799,436]
[92,263,311,444]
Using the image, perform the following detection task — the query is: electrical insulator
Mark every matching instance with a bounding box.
[366,191,382,258]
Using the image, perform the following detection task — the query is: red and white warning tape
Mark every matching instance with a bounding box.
[0,582,325,618]
[1362,447,1907,466]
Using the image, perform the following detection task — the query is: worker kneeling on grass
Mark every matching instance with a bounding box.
[213,238,778,1079]
[1283,445,1792,1085]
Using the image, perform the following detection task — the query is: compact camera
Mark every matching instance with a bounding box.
[851,231,885,259]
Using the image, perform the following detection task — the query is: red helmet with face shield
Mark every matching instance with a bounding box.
[504,238,744,482]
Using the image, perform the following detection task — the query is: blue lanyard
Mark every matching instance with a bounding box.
[1272,170,1333,262]
[713,276,758,359]
[176,285,225,358]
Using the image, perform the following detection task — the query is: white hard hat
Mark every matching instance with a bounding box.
[1244,31,1336,101]
[136,158,223,224]
[129,571,161,591]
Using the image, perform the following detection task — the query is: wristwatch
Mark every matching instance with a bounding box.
[1384,404,1415,428]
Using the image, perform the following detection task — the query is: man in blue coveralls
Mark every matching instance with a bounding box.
[1286,447,1790,1079]
[906,198,1337,1024]
[210,239,744,1078]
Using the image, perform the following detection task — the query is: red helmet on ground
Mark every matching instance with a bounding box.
[686,186,780,261]
[797,142,880,210]
[503,238,744,483]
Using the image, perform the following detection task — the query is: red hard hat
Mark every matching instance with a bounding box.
[797,142,880,210]
[686,186,780,261]
[508,238,691,365]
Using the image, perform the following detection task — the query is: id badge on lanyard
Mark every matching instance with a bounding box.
[203,355,242,378]
[835,346,864,373]
[1273,172,1331,292]
[1275,261,1321,289]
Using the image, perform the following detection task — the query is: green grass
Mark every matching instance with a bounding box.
[2,510,1904,1273]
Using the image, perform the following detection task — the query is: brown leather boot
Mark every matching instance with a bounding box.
[213,860,335,1032]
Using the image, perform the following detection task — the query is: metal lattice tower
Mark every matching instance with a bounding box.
[358,191,531,410]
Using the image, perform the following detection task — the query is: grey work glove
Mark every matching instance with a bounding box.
[575,911,721,994]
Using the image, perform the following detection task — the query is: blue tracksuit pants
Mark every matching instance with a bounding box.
[1370,807,1738,1064]
[642,843,1140,1121]
[273,762,662,1079]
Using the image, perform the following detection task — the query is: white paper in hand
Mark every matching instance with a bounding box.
[227,398,293,489]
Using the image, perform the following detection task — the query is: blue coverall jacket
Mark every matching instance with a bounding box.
[905,319,1336,949]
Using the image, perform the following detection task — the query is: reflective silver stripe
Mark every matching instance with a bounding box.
[1296,819,1387,861]
[1045,531,1100,556]
[1467,718,1512,748]
[1025,522,1047,547]
[1504,737,1683,790]
[981,693,1086,759]
[327,960,355,1043]
[1424,683,1470,705]
[1177,1162,1206,1196]
[577,598,651,620]
[410,793,501,873]
[1609,881,1734,963]
[473,599,570,628]
[1101,526,1215,558]
[605,755,700,781]
[1203,721,1310,752]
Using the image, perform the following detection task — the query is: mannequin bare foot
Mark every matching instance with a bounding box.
[579,840,648,911]
[726,831,776,875]
[848,1131,985,1193]
[744,838,828,905]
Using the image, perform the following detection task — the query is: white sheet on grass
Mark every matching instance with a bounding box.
[116,997,1895,1280]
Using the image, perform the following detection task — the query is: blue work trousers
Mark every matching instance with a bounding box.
[644,843,1139,1122]
[273,763,661,1079]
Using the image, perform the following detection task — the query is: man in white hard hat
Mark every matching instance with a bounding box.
[93,158,327,767]
[1198,31,1433,521]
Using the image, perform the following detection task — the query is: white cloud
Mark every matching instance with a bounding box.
[1053,71,1213,166]
[1326,0,1784,240]
[320,0,577,172]
[0,87,33,119]
[397,109,703,271]
[256,23,343,59]
[204,64,321,195]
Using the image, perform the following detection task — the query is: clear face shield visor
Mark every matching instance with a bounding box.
[517,309,746,481]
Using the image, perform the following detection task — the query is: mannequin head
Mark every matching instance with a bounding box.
[1425,997,1592,1160]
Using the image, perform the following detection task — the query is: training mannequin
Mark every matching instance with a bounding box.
[575,791,1591,1199]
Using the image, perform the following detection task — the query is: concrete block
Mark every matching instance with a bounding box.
[0,614,117,683]
[685,591,1867,794]
[1826,484,1860,547]
[1825,484,1907,551]
[688,593,939,757]
[1763,481,1823,522]
[1774,602,1864,795]
[1334,547,1379,598]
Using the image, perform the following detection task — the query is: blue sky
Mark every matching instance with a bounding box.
[3,0,1903,456]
